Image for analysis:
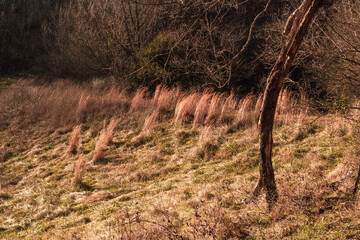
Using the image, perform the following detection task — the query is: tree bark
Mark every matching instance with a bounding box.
[253,0,326,209]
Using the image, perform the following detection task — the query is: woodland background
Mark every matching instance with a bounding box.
[1,0,359,106]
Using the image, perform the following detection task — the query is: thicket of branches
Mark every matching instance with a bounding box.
[0,0,359,99]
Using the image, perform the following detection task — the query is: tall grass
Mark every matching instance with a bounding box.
[92,117,120,164]
[153,85,179,112]
[67,125,82,154]
[142,110,159,133]
[234,94,254,127]
[205,93,224,125]
[174,93,201,124]
[0,79,130,129]
[130,87,148,112]
[72,157,85,187]
[219,93,237,125]
[193,92,213,128]
[1,79,311,137]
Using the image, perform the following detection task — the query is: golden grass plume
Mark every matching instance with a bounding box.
[67,124,82,154]
[92,117,120,164]
[193,91,213,127]
[174,93,201,124]
[142,110,159,133]
[130,87,148,112]
[72,157,85,187]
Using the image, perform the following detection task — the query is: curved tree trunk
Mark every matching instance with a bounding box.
[252,0,326,209]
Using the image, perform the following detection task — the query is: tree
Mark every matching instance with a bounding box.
[251,0,330,209]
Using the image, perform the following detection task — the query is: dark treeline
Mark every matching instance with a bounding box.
[0,0,359,100]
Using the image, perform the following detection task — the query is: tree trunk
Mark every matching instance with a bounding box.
[253,0,326,209]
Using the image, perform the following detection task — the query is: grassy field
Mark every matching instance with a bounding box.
[1,78,360,239]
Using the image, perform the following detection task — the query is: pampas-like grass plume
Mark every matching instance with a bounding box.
[205,93,224,125]
[154,85,179,112]
[67,125,82,154]
[130,87,148,112]
[219,93,237,124]
[72,157,85,187]
[142,110,159,132]
[234,94,254,127]
[199,125,214,148]
[92,117,120,164]
[174,93,201,123]
[193,92,213,128]
[76,91,90,116]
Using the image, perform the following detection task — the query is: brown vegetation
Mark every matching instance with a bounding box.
[1,78,360,239]
[130,87,148,112]
[153,85,179,112]
[92,117,120,164]
[174,93,201,124]
[67,125,82,154]
[193,91,213,128]
[142,110,159,133]
[72,157,85,187]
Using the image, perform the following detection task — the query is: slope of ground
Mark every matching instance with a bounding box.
[1,78,360,239]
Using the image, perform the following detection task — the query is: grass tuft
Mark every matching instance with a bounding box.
[142,110,159,133]
[130,87,148,112]
[67,125,82,154]
[193,91,213,128]
[174,93,201,124]
[72,157,85,188]
[92,117,120,164]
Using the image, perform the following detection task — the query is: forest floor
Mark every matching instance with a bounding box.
[1,77,360,239]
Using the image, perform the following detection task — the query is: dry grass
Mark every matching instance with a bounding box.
[72,157,85,187]
[219,93,237,125]
[153,84,162,106]
[196,125,221,160]
[174,93,201,124]
[198,125,214,148]
[2,79,360,240]
[92,129,109,164]
[92,117,120,164]
[93,201,249,240]
[193,92,213,128]
[351,99,360,121]
[0,79,129,129]
[276,89,310,126]
[67,125,82,154]
[130,87,148,112]
[205,93,224,125]
[142,110,159,133]
[106,117,121,143]
[102,86,129,110]
[153,84,179,112]
[1,80,310,135]
[76,91,90,121]
[277,88,292,116]
[276,88,294,125]
[234,94,254,127]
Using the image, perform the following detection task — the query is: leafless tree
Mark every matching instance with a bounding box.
[252,0,331,209]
